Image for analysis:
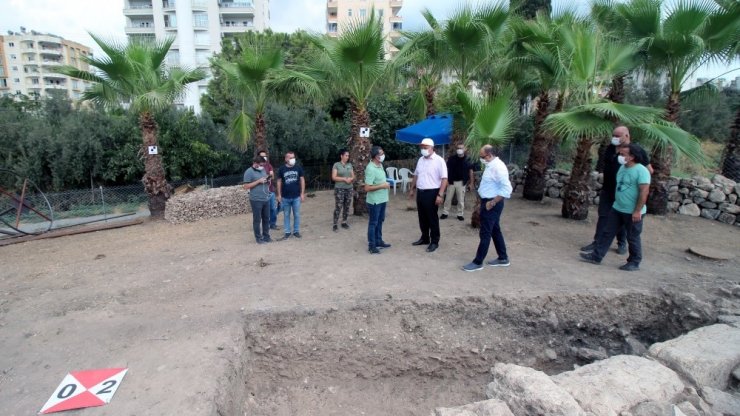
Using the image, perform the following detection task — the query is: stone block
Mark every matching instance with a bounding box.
[547,187,561,199]
[692,197,706,204]
[552,355,684,416]
[680,178,696,187]
[735,183,740,196]
[719,203,740,214]
[629,401,674,416]
[678,204,701,217]
[675,401,701,416]
[669,185,679,192]
[691,189,709,199]
[668,192,682,202]
[486,363,587,416]
[699,201,717,209]
[711,174,736,193]
[694,176,714,191]
[679,187,690,195]
[700,209,720,220]
[682,198,694,205]
[433,399,515,416]
[700,386,740,416]
[717,213,736,225]
[729,194,737,204]
[648,324,740,390]
[546,179,559,187]
[708,188,726,203]
[667,202,680,212]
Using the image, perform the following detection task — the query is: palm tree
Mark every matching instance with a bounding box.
[542,21,704,220]
[289,9,391,215]
[54,35,205,219]
[613,0,738,214]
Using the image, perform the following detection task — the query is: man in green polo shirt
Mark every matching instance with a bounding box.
[581,143,651,271]
[364,146,391,254]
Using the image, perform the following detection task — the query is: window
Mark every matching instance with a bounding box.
[72,80,78,89]
[194,32,210,45]
[360,9,366,17]
[348,8,352,17]
[32,78,39,85]
[8,42,14,47]
[14,78,20,83]
[10,54,17,60]
[379,9,383,18]
[12,66,18,71]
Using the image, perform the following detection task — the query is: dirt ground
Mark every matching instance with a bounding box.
[1,189,738,416]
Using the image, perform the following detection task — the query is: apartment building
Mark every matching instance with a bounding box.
[326,0,403,58]
[124,0,270,112]
[0,28,92,100]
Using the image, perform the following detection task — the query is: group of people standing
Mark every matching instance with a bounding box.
[244,125,651,273]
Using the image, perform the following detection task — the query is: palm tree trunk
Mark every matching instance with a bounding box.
[561,136,594,220]
[254,111,267,155]
[350,100,372,215]
[647,92,679,215]
[523,90,551,201]
[720,107,740,182]
[424,85,436,117]
[139,111,171,219]
[606,75,625,104]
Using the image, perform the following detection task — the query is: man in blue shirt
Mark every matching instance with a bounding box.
[462,145,512,272]
[581,143,651,271]
[276,151,305,239]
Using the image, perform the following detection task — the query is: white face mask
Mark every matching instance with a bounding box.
[261,156,268,161]
[456,149,464,156]
[480,157,488,164]
[420,148,430,157]
[255,165,264,171]
[378,154,385,163]
[617,155,627,165]
[288,158,296,166]
[611,137,621,146]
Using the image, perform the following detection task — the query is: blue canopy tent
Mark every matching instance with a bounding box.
[395,113,453,145]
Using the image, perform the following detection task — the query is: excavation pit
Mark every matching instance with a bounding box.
[219,292,716,415]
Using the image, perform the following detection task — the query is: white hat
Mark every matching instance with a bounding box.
[420,138,434,147]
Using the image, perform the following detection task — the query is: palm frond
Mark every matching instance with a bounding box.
[228,111,254,151]
[468,92,517,146]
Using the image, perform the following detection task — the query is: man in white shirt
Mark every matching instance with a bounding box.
[408,138,448,252]
[463,145,512,271]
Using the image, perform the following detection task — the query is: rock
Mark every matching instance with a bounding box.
[433,399,515,416]
[668,192,682,202]
[699,201,717,209]
[679,188,690,195]
[674,401,700,416]
[691,189,710,199]
[700,208,720,220]
[708,189,726,203]
[680,178,696,188]
[545,348,558,360]
[734,365,740,380]
[700,386,740,416]
[718,213,737,225]
[692,197,706,204]
[711,174,736,194]
[548,187,561,199]
[678,204,701,217]
[735,183,740,196]
[687,246,735,260]
[546,179,559,187]
[648,324,740,390]
[669,185,679,192]
[682,198,694,205]
[552,355,684,416]
[629,401,674,416]
[694,176,714,191]
[667,177,680,187]
[730,194,738,204]
[486,363,587,415]
[572,346,608,362]
[667,202,680,212]
[625,336,648,356]
[719,203,740,214]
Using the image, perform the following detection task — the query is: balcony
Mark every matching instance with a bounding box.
[40,48,63,57]
[390,0,402,9]
[327,13,338,23]
[327,0,337,10]
[220,21,254,33]
[219,1,254,13]
[126,21,156,33]
[193,19,209,30]
[192,0,208,10]
[389,15,402,23]
[162,0,176,10]
[123,2,153,15]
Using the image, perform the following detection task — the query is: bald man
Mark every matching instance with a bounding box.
[581,126,652,254]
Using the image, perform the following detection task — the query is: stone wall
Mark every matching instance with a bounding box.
[511,167,740,226]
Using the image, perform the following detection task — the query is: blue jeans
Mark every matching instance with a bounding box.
[473,199,507,265]
[282,197,301,234]
[269,192,277,227]
[367,202,386,249]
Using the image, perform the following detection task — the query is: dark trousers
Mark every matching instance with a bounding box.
[333,188,352,226]
[249,199,270,241]
[416,188,440,244]
[269,192,277,227]
[367,202,386,249]
[593,208,643,265]
[593,190,626,246]
[474,199,507,265]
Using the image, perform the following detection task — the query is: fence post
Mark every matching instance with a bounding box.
[100,185,107,222]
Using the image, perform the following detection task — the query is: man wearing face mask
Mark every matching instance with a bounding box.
[441,144,475,221]
[581,143,650,271]
[277,151,305,239]
[364,146,392,254]
[408,138,448,252]
[581,126,652,255]
[257,149,278,230]
[462,145,512,271]
[243,155,272,244]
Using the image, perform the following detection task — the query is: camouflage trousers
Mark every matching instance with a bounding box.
[333,188,353,225]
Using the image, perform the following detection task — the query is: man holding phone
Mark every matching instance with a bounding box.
[243,155,272,244]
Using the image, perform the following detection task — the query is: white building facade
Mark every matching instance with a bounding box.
[326,0,403,58]
[0,28,92,100]
[124,0,270,113]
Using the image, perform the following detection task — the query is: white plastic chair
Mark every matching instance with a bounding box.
[385,167,399,195]
[398,168,412,193]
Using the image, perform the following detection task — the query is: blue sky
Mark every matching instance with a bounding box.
[0,0,736,82]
